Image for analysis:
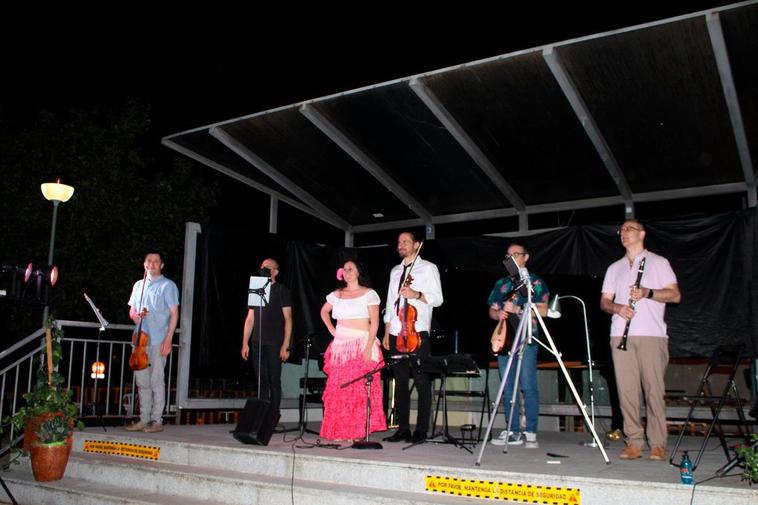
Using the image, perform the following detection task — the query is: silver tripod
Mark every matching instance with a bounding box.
[476,270,610,465]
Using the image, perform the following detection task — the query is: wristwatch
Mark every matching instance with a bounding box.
[417,291,423,300]
[647,289,654,299]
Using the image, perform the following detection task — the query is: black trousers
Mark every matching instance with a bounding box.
[389,331,431,433]
[251,341,282,411]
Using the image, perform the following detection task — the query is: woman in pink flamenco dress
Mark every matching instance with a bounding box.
[319,260,386,441]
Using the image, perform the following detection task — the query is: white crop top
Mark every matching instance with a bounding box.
[326,289,381,320]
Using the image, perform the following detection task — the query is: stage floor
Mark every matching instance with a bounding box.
[4,421,755,505]
[98,421,747,489]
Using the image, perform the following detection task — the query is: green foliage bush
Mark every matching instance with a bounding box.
[3,320,83,445]
[736,434,758,484]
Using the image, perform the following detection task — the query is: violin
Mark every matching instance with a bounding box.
[396,273,421,353]
[395,241,424,353]
[129,270,150,371]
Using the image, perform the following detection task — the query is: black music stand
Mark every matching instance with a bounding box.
[403,355,479,453]
[431,353,490,443]
[283,333,320,436]
[247,276,271,404]
[84,292,109,432]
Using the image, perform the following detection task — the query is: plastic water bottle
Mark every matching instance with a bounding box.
[679,451,693,485]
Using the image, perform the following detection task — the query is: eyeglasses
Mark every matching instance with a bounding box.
[617,226,642,235]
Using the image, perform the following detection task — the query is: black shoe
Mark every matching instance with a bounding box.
[383,429,411,442]
[409,431,427,443]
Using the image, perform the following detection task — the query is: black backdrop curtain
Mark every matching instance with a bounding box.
[193,209,757,381]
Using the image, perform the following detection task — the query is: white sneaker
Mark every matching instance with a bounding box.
[491,431,522,446]
[524,431,538,448]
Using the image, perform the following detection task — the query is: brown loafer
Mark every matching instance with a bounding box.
[619,444,642,459]
[125,420,147,432]
[649,446,666,461]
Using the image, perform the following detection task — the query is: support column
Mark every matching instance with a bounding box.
[269,196,278,234]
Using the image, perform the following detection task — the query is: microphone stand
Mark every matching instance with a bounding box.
[341,356,410,450]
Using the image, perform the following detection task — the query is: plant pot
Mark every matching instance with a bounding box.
[23,413,73,455]
[30,441,70,482]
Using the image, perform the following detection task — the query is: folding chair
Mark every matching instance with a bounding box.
[669,345,752,472]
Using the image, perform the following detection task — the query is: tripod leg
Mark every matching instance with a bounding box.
[716,455,742,477]
[533,306,610,464]
[475,314,528,465]
[0,474,18,505]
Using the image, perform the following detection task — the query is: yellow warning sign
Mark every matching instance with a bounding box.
[83,440,161,461]
[425,475,581,504]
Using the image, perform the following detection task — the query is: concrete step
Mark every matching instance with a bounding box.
[6,427,752,505]
[2,467,229,505]
[5,453,484,505]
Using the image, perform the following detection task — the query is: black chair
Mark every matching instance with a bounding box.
[669,345,752,472]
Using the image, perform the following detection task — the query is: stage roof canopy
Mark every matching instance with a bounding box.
[163,2,757,240]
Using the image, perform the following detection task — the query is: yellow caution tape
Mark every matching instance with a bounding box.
[83,440,161,461]
[425,475,581,504]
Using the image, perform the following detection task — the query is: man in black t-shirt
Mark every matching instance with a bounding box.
[241,258,293,410]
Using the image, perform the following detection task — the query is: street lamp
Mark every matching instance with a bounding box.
[547,294,598,448]
[40,179,74,324]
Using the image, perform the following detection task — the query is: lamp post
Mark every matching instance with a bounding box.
[40,180,74,324]
[547,294,598,447]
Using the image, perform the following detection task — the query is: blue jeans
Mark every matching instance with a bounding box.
[497,342,539,434]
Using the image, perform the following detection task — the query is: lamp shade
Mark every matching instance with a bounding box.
[41,181,75,203]
[91,361,106,379]
[547,295,562,318]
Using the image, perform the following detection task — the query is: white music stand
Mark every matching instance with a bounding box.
[247,275,272,405]
[247,276,271,308]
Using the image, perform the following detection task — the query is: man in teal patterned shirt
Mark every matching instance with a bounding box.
[487,243,549,448]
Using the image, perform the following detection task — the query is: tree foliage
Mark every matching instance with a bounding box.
[0,100,217,339]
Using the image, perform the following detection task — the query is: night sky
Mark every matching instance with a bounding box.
[1,2,742,234]
[3,3,738,136]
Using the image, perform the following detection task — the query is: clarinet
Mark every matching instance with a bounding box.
[617,257,646,351]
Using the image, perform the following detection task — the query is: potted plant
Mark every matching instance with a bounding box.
[736,434,758,484]
[29,416,71,481]
[3,319,82,455]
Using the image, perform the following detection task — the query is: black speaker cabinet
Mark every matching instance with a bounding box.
[233,399,279,446]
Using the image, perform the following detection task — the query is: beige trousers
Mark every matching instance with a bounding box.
[610,335,669,449]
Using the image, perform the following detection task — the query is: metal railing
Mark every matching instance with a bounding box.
[0,320,178,452]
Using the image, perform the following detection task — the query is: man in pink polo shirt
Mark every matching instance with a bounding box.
[601,219,681,461]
